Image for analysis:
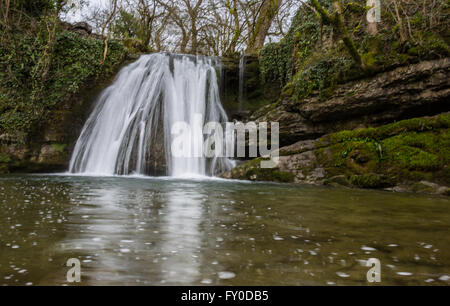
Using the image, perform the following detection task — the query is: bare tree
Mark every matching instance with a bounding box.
[101,0,118,64]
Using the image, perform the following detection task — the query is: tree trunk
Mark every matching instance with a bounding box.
[101,0,118,65]
[225,0,240,56]
[310,0,364,69]
[247,0,283,53]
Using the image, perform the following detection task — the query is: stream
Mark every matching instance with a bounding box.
[1,174,449,285]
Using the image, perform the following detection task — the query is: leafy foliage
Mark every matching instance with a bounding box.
[0,27,125,135]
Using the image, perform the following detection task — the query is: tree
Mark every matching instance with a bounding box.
[310,0,364,68]
[100,0,118,64]
[247,0,283,53]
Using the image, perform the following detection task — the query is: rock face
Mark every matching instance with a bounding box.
[254,58,450,147]
[61,21,93,36]
[220,55,279,120]
[223,113,450,195]
[0,68,124,173]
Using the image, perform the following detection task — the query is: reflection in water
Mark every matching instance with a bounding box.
[160,185,204,284]
[57,179,209,285]
[0,175,449,286]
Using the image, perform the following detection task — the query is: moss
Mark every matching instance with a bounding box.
[226,157,294,183]
[328,114,450,143]
[245,168,295,183]
[317,114,450,186]
[412,182,436,194]
[381,132,443,171]
[349,173,394,189]
[50,143,67,153]
[0,153,12,173]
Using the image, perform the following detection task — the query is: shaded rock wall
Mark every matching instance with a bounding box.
[220,55,279,120]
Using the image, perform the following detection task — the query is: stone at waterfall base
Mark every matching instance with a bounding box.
[222,113,450,196]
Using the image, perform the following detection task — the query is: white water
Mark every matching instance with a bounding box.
[238,55,246,111]
[69,53,235,177]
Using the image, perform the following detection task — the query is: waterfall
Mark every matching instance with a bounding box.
[238,55,246,111]
[69,53,235,177]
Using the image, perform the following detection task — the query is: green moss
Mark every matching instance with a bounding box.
[50,143,67,153]
[317,114,450,186]
[0,153,12,173]
[246,167,295,183]
[227,157,295,183]
[349,173,394,189]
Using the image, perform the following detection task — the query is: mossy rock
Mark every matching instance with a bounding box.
[245,167,295,183]
[349,174,395,189]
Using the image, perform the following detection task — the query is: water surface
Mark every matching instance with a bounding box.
[0,174,449,285]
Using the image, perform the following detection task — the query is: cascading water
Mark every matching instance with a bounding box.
[69,53,235,177]
[238,55,246,111]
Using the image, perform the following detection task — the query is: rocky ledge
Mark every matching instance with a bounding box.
[222,113,450,196]
[253,58,450,146]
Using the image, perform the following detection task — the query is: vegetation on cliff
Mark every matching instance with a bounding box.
[0,4,126,136]
[259,0,450,102]
[0,1,127,173]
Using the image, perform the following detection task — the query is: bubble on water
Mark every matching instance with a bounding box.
[273,235,284,241]
[387,244,398,247]
[201,279,212,284]
[336,272,350,278]
[425,279,434,283]
[397,272,413,276]
[11,245,19,249]
[326,281,335,285]
[120,240,134,243]
[424,244,432,249]
[218,271,236,279]
[439,275,449,281]
[120,248,131,253]
[18,269,27,274]
[26,282,33,286]
[361,246,376,251]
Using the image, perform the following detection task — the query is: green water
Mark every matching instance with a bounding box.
[0,174,449,286]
